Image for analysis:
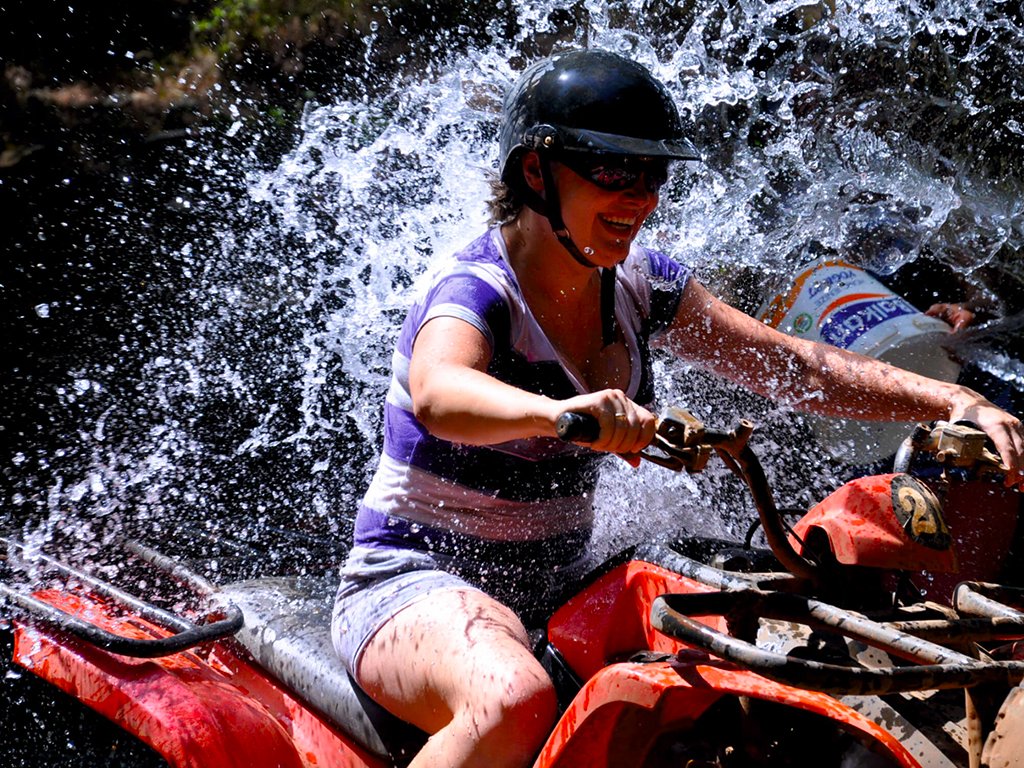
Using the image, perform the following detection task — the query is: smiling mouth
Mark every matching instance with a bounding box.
[600,214,636,232]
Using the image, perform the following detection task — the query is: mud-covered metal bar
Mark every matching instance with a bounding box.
[656,589,977,665]
[651,591,1024,695]
[0,582,243,657]
[954,582,1024,620]
[1,536,242,657]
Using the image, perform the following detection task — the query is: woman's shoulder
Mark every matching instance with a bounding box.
[425,228,514,285]
[454,228,504,261]
[618,246,692,333]
[407,229,518,322]
[621,245,692,287]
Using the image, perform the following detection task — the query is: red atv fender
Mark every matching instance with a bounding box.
[539,559,918,766]
[793,472,1018,601]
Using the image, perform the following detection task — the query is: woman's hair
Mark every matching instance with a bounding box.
[486,171,524,225]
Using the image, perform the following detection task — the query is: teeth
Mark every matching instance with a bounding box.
[601,215,635,226]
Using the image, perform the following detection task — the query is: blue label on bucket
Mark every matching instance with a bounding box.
[819,296,918,350]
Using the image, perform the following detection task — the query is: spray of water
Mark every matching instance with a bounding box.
[5,0,1024,579]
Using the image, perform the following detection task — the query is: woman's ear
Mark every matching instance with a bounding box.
[521,150,546,197]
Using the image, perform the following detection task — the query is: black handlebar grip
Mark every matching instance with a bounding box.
[556,412,601,443]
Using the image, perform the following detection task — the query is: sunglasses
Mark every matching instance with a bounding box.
[558,152,671,192]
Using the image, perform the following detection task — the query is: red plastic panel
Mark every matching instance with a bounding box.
[12,589,382,768]
[538,660,919,767]
[548,560,725,678]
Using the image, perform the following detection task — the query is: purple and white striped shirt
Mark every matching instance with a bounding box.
[355,227,691,547]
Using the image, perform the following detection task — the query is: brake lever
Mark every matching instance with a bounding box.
[557,406,819,580]
[896,420,1010,478]
[638,439,705,471]
[641,407,754,473]
[556,406,755,474]
[554,409,703,469]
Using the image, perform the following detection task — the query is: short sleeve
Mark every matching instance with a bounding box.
[645,250,691,333]
[415,270,511,353]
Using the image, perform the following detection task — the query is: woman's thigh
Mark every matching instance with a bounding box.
[356,586,550,735]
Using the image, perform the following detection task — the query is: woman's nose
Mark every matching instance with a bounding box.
[625,173,661,198]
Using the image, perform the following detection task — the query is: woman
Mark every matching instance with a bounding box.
[332,50,1024,768]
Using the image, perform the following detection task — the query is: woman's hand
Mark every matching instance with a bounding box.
[949,388,1024,489]
[926,302,976,332]
[557,389,657,467]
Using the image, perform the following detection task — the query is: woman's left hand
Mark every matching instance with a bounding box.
[949,389,1024,489]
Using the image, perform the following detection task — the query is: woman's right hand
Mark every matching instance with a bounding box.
[555,390,657,466]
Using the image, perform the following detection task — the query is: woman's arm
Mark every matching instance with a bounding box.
[408,316,656,458]
[660,279,1024,479]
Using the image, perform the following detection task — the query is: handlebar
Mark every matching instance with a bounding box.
[555,412,601,443]
[894,420,1009,477]
[557,407,820,581]
[558,409,1019,585]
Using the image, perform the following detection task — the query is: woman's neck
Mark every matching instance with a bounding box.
[503,213,596,311]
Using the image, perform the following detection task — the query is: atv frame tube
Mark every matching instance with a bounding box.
[1,536,242,658]
[651,589,1024,695]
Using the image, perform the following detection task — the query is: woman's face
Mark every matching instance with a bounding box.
[546,156,662,267]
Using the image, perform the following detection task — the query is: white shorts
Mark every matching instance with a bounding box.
[331,531,591,680]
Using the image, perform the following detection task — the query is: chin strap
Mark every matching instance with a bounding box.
[538,156,619,348]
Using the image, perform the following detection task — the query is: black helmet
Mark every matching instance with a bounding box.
[496,50,699,349]
[498,49,699,194]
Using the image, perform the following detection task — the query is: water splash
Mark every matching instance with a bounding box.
[4,0,1023,579]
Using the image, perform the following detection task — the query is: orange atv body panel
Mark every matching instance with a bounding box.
[13,561,919,768]
[794,473,1019,601]
[543,560,917,766]
[13,590,381,768]
[794,474,958,572]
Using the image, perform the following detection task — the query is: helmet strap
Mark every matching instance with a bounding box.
[599,265,618,348]
[538,154,619,348]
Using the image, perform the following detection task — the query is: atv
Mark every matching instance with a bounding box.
[2,410,1022,767]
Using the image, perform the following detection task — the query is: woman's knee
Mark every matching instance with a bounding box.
[440,598,558,746]
[504,673,559,745]
[468,656,559,745]
[355,589,548,723]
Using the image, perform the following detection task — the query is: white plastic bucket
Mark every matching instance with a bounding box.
[758,258,961,464]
